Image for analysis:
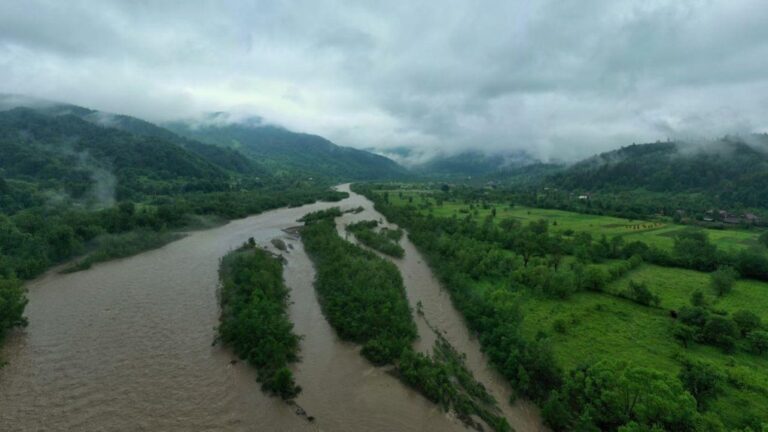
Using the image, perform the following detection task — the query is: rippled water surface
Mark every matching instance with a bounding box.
[0,184,544,431]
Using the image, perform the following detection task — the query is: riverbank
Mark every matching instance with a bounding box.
[0,187,467,431]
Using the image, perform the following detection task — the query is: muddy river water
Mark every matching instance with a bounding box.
[0,184,544,431]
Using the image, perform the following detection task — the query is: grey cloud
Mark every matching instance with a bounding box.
[1,0,768,162]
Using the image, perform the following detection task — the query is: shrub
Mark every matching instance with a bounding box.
[553,319,567,334]
[701,316,739,353]
[732,310,762,337]
[678,359,723,409]
[623,280,661,307]
[747,330,768,355]
[710,266,739,297]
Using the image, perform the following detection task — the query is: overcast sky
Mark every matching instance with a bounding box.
[1,0,768,161]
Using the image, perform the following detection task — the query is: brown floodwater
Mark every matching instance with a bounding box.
[334,184,546,432]
[0,184,544,431]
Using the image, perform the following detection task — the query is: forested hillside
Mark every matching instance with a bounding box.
[167,118,408,180]
[0,107,234,205]
[411,150,537,179]
[548,138,768,208]
[0,95,264,177]
[87,111,264,176]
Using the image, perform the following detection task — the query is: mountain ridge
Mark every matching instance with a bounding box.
[166,118,408,181]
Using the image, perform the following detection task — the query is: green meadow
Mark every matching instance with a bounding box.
[386,189,763,252]
[383,188,768,428]
[609,264,768,322]
[474,274,768,427]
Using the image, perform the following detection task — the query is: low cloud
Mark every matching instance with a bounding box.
[2,0,768,161]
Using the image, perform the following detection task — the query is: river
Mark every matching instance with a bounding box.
[0,184,544,431]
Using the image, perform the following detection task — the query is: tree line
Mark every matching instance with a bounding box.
[356,183,768,432]
[0,183,346,364]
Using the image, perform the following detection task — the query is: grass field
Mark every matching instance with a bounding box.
[475,278,768,427]
[608,264,768,322]
[381,188,768,427]
[623,225,761,252]
[384,189,764,252]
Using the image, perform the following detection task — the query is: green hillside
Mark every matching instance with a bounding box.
[0,108,237,206]
[548,139,768,209]
[167,119,408,180]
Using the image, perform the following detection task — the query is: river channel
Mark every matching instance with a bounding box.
[0,184,544,431]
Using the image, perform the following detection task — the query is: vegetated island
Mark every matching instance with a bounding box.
[300,208,511,432]
[346,219,405,258]
[217,239,301,400]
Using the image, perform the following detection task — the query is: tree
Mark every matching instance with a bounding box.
[618,422,665,432]
[542,391,573,430]
[702,317,739,352]
[673,229,717,271]
[690,290,707,307]
[625,280,661,307]
[269,367,301,399]
[735,247,768,280]
[516,229,542,268]
[747,330,768,355]
[610,235,625,259]
[759,231,768,248]
[678,359,722,409]
[583,266,608,292]
[554,361,698,431]
[0,278,28,343]
[672,324,696,348]
[733,310,762,337]
[710,266,738,297]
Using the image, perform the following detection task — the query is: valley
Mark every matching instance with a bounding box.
[6,3,768,431]
[0,185,545,431]
[1,99,768,431]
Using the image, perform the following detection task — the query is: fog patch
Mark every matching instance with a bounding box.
[173,111,266,130]
[73,151,116,208]
[85,111,119,128]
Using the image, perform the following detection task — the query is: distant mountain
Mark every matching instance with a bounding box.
[166,116,408,180]
[0,95,263,177]
[547,137,768,208]
[410,149,540,179]
[0,107,236,206]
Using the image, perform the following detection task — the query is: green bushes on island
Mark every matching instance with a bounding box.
[346,220,405,258]
[297,206,342,224]
[301,211,416,364]
[301,208,511,431]
[217,241,301,399]
[398,333,511,432]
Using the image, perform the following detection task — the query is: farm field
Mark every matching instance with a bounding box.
[385,189,764,252]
